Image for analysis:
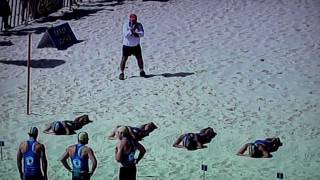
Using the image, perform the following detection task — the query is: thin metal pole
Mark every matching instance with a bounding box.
[27,33,32,115]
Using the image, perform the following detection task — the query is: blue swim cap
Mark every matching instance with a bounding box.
[53,121,63,133]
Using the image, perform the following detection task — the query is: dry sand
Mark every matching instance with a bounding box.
[1,0,320,179]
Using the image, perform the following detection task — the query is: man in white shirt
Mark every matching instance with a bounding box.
[119,14,146,80]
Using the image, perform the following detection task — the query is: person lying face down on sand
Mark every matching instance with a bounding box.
[43,115,93,135]
[173,127,217,150]
[236,137,283,158]
[108,122,158,141]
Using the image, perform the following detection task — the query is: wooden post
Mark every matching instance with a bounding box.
[0,141,4,160]
[201,164,207,180]
[277,172,284,179]
[27,33,32,115]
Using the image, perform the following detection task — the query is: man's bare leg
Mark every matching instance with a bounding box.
[119,56,128,80]
[136,56,146,77]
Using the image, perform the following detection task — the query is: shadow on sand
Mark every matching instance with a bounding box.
[0,26,49,36]
[131,72,194,78]
[142,0,169,2]
[80,3,117,8]
[0,41,14,46]
[36,8,104,23]
[0,8,103,36]
[96,0,169,5]
[0,59,66,68]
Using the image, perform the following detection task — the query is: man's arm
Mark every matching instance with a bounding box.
[108,126,121,140]
[60,148,72,172]
[200,127,212,134]
[17,143,23,180]
[194,135,206,149]
[173,135,185,148]
[40,144,48,180]
[62,122,71,135]
[123,23,132,38]
[87,148,97,176]
[173,134,185,148]
[139,124,147,130]
[127,127,137,140]
[134,142,146,164]
[236,143,250,156]
[134,23,144,37]
[62,122,76,135]
[115,142,124,162]
[259,146,272,158]
[43,123,53,134]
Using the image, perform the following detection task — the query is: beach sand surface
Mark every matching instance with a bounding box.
[1,0,320,179]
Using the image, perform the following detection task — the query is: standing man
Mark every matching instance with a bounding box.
[115,126,146,180]
[60,132,97,180]
[119,13,146,80]
[17,127,48,180]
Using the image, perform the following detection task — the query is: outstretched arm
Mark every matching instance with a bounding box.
[173,135,185,148]
[236,143,250,156]
[43,123,53,134]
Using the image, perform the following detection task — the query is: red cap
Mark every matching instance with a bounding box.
[130,14,137,20]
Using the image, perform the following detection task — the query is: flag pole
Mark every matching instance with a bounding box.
[27,33,32,115]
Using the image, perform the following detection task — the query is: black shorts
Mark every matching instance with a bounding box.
[119,166,137,180]
[72,173,90,180]
[24,174,44,180]
[122,45,142,58]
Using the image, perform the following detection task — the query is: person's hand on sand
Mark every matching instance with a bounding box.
[196,144,207,149]
[236,152,244,156]
[201,145,208,149]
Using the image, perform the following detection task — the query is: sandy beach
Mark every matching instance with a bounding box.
[1,0,320,179]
